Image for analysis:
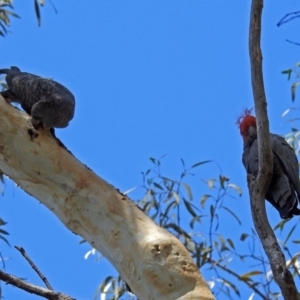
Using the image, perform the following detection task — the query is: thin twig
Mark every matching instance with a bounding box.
[15,246,53,290]
[0,269,74,300]
[286,39,300,46]
[209,258,268,300]
[277,11,300,26]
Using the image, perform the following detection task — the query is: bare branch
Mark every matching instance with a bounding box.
[15,246,53,290]
[249,0,298,299]
[277,11,300,26]
[209,258,268,300]
[0,269,74,300]
[286,39,300,47]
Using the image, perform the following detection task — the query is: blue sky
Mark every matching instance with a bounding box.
[1,1,300,299]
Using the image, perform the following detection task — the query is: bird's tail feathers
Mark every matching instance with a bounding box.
[0,69,11,75]
[292,207,300,215]
[0,66,21,75]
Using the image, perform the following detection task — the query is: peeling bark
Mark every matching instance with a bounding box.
[0,96,214,300]
[248,0,298,298]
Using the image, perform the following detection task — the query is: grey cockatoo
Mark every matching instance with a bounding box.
[0,66,75,130]
[238,109,300,219]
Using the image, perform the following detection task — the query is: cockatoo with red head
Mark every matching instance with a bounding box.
[237,109,300,219]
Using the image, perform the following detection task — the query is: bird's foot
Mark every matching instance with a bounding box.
[27,128,39,140]
[31,117,44,130]
[0,90,15,102]
[26,119,39,140]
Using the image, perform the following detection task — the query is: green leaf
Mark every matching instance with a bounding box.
[186,239,196,252]
[182,183,193,201]
[200,247,211,266]
[227,183,242,196]
[219,175,229,189]
[291,82,300,101]
[218,235,228,252]
[210,205,214,219]
[181,158,185,167]
[219,278,240,296]
[153,182,164,190]
[189,216,202,229]
[0,235,9,246]
[273,218,290,232]
[164,223,190,238]
[287,253,300,269]
[0,11,9,25]
[282,108,293,117]
[200,194,211,208]
[284,223,297,245]
[207,179,216,189]
[183,200,197,218]
[0,218,7,226]
[191,160,211,168]
[4,10,19,18]
[240,271,263,280]
[201,247,212,254]
[99,275,113,292]
[34,0,41,26]
[172,191,180,204]
[240,233,249,241]
[164,201,177,216]
[227,238,235,250]
[141,190,153,205]
[214,213,219,231]
[149,157,156,164]
[0,228,9,235]
[213,240,219,251]
[281,69,292,80]
[0,218,9,245]
[122,187,136,195]
[222,206,242,225]
[0,9,19,18]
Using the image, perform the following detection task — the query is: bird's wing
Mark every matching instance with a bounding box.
[270,133,300,198]
[242,139,259,176]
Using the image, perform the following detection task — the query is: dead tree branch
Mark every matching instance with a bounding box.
[248,0,298,298]
[0,269,74,300]
[209,258,268,300]
[15,246,53,290]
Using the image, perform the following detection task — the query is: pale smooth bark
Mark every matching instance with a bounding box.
[0,96,214,300]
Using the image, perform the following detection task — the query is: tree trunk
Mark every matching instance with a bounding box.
[0,96,214,300]
[248,0,298,298]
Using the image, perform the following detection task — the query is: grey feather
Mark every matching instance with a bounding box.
[243,132,300,219]
[0,66,75,130]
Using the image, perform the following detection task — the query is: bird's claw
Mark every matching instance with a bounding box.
[27,128,39,140]
[31,117,44,130]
